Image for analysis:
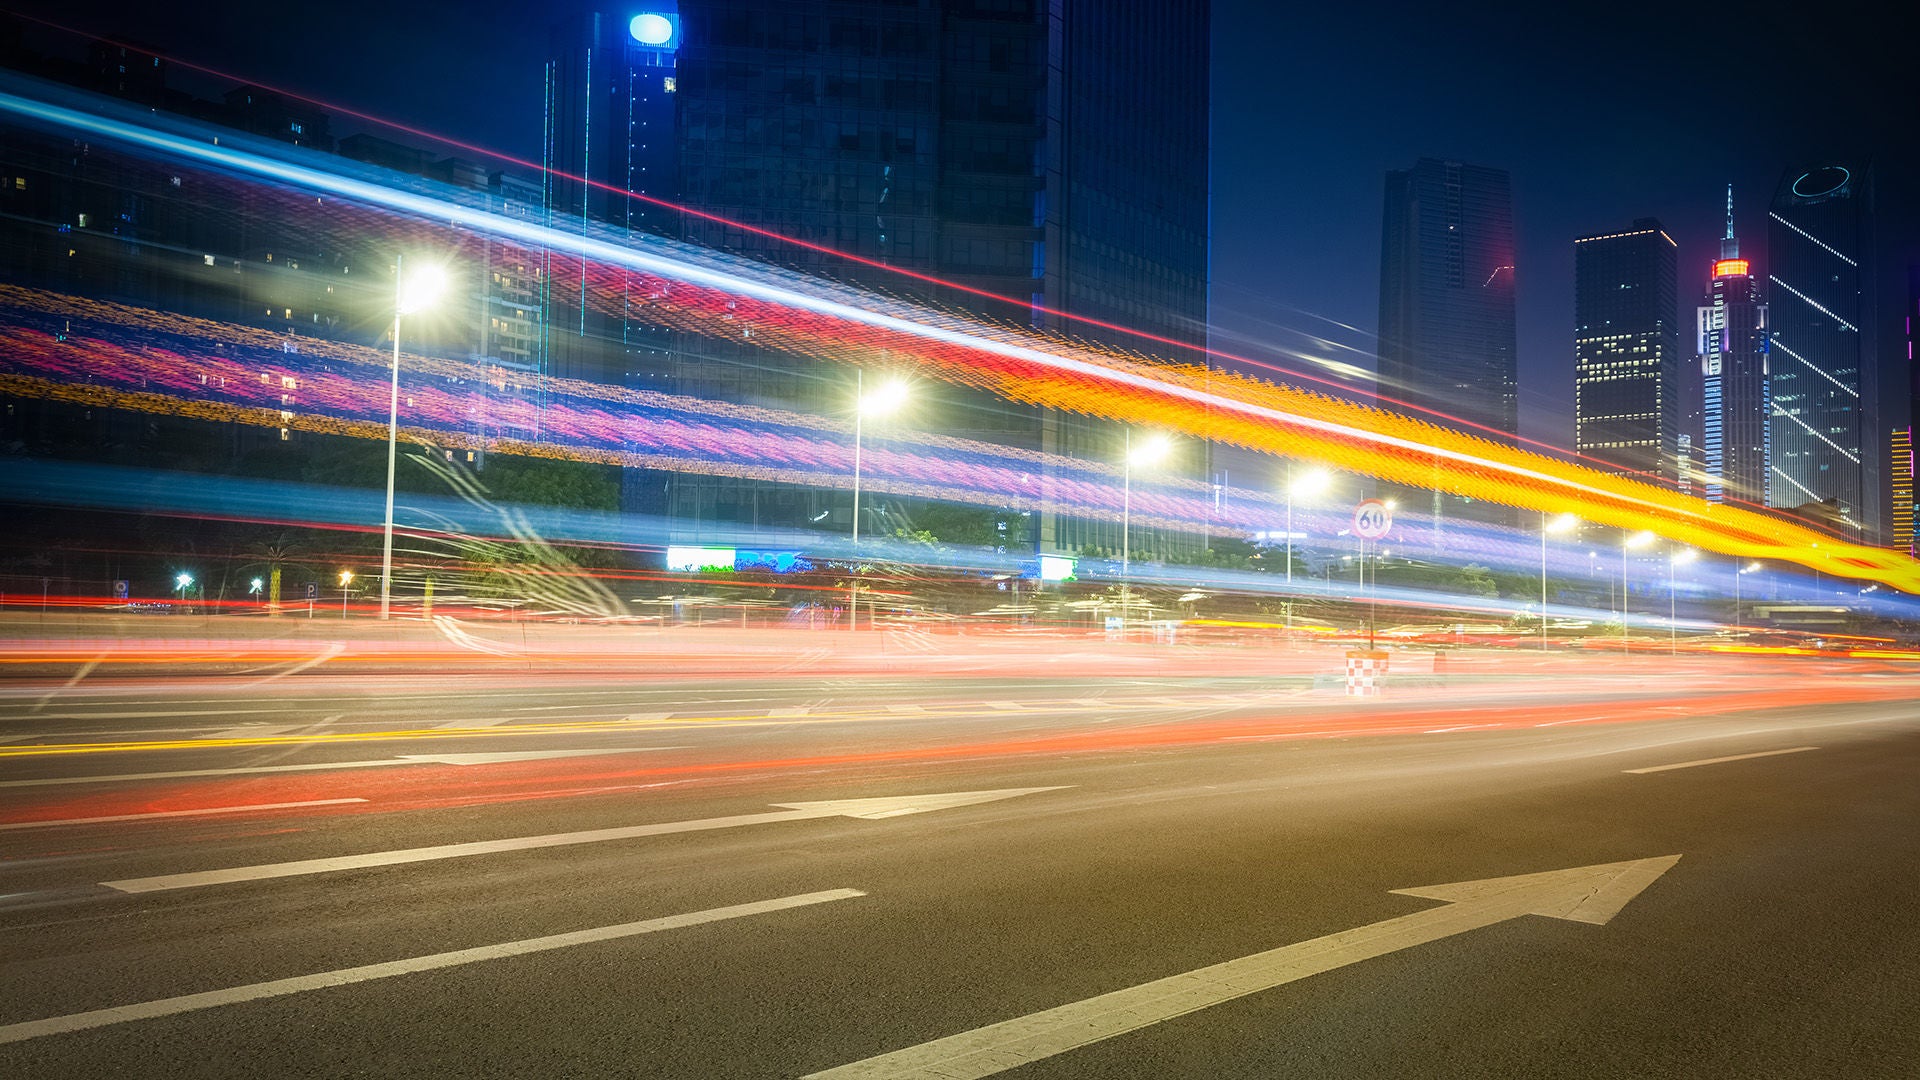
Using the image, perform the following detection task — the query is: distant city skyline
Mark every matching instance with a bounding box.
[3,0,1912,461]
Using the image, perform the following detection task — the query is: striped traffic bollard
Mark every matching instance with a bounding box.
[1345,649,1390,697]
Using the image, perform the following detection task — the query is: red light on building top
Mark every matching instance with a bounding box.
[1713,258,1750,279]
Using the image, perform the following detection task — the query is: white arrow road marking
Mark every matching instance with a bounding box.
[0,888,863,1045]
[101,787,1068,894]
[0,799,368,831]
[805,855,1681,1080]
[1624,746,1818,774]
[0,748,684,789]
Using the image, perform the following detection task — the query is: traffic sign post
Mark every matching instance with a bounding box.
[1349,499,1393,672]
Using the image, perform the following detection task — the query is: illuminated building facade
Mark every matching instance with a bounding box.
[1893,427,1914,555]
[1573,219,1680,485]
[1376,159,1518,436]
[1893,265,1920,554]
[1766,162,1876,536]
[1696,187,1769,506]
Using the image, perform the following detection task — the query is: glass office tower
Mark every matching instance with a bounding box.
[1766,162,1876,536]
[1573,219,1680,485]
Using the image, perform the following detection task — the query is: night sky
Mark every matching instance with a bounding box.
[13,0,1914,446]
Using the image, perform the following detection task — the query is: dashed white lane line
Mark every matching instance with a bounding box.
[1424,724,1494,734]
[885,704,929,715]
[1624,746,1819,774]
[767,706,811,718]
[433,715,513,730]
[206,724,308,740]
[0,799,368,831]
[0,889,864,1044]
[1536,716,1609,727]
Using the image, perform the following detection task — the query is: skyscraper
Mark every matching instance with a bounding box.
[540,2,1212,553]
[1697,187,1770,506]
[1573,219,1680,484]
[1376,159,1518,437]
[540,7,683,388]
[1766,162,1876,536]
[1891,265,1920,555]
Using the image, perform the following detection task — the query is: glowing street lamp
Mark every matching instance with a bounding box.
[174,572,194,609]
[249,577,265,605]
[382,256,449,621]
[1539,513,1579,650]
[338,569,354,619]
[1121,431,1173,622]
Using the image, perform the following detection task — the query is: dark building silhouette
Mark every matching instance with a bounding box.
[1376,159,1518,437]
[540,2,1212,554]
[1574,218,1680,485]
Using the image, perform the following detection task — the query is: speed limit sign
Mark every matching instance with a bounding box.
[1352,498,1393,540]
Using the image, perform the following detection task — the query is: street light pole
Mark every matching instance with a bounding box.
[380,256,402,622]
[1282,467,1331,632]
[1119,432,1172,631]
[1122,429,1133,623]
[1621,531,1655,651]
[1541,513,1549,650]
[381,258,447,621]
[1538,513,1577,651]
[847,374,907,631]
[851,368,864,547]
[1668,548,1694,655]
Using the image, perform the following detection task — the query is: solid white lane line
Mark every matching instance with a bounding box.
[100,787,1065,893]
[0,799,368,831]
[1624,746,1819,774]
[0,889,864,1045]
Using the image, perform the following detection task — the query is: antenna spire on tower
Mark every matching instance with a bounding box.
[1720,184,1740,259]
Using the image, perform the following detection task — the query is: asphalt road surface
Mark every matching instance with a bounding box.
[2,651,1916,1077]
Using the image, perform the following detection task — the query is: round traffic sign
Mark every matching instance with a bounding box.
[1352,498,1392,541]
